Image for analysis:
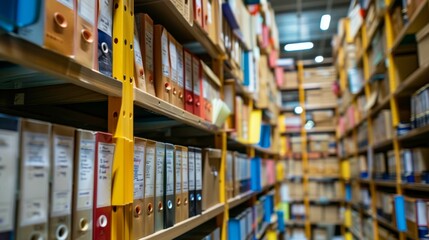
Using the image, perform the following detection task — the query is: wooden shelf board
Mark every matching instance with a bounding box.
[377,217,399,232]
[140,203,225,240]
[397,124,429,145]
[395,62,429,97]
[134,1,224,59]
[369,94,392,118]
[401,183,429,191]
[0,34,122,97]
[134,89,219,134]
[373,138,393,152]
[306,126,336,133]
[391,0,429,55]
[374,180,397,188]
[227,191,254,209]
[305,103,337,111]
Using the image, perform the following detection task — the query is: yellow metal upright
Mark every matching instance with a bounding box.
[109,0,135,239]
[297,61,311,239]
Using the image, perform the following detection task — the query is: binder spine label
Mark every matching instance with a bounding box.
[166,148,174,195]
[145,20,154,72]
[185,53,193,91]
[169,42,178,83]
[195,151,202,191]
[58,0,74,9]
[21,132,50,226]
[51,135,74,217]
[182,151,188,192]
[96,142,114,208]
[175,150,182,193]
[155,145,165,196]
[145,146,155,197]
[193,60,200,95]
[0,129,19,231]
[134,144,145,200]
[161,31,170,77]
[77,139,95,210]
[202,78,208,99]
[78,0,96,25]
[98,0,113,36]
[188,151,195,191]
[177,49,184,88]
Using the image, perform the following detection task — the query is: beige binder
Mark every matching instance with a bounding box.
[154,141,166,231]
[133,138,147,239]
[75,0,97,68]
[49,125,75,240]
[174,145,183,224]
[202,148,221,210]
[181,146,189,221]
[143,140,156,236]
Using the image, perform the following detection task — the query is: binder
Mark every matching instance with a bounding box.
[192,56,203,117]
[75,0,97,68]
[251,157,262,192]
[0,115,20,239]
[154,142,166,231]
[395,195,407,232]
[143,140,157,236]
[93,132,115,240]
[136,14,156,96]
[16,119,51,240]
[49,125,75,240]
[183,0,194,26]
[174,145,183,224]
[175,42,185,109]
[202,149,221,210]
[133,138,146,239]
[184,50,194,113]
[0,0,40,32]
[193,0,203,27]
[194,147,203,215]
[134,22,146,91]
[18,0,75,57]
[169,35,179,107]
[181,146,189,221]
[188,147,196,217]
[154,25,172,103]
[164,144,175,228]
[226,151,234,199]
[72,129,96,240]
[96,0,113,77]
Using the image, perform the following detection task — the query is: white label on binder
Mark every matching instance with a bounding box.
[417,200,428,226]
[202,78,208,99]
[51,135,74,217]
[96,142,114,208]
[134,144,145,200]
[77,139,95,210]
[169,42,178,83]
[166,148,174,195]
[0,129,19,231]
[79,0,96,26]
[134,32,146,85]
[188,151,195,191]
[144,146,155,197]
[182,150,188,192]
[58,0,74,9]
[193,60,200,95]
[98,0,113,36]
[207,2,212,24]
[185,53,192,91]
[226,153,232,182]
[161,31,170,77]
[177,49,184,88]
[195,151,202,191]
[175,150,182,193]
[145,21,154,72]
[20,132,50,227]
[155,145,165,196]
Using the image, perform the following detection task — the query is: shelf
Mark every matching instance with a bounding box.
[306,126,336,133]
[391,0,429,55]
[0,34,122,97]
[309,198,343,204]
[134,89,219,134]
[373,138,393,152]
[308,176,340,182]
[395,62,429,97]
[228,191,254,209]
[369,94,391,118]
[134,1,225,59]
[377,217,399,232]
[397,124,429,146]
[305,103,337,111]
[285,220,306,226]
[374,180,397,188]
[140,203,225,240]
[401,183,429,192]
[227,136,280,157]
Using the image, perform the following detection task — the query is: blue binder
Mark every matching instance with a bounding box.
[228,215,243,240]
[258,124,271,148]
[277,211,285,233]
[250,157,262,192]
[394,195,407,232]
[0,0,40,32]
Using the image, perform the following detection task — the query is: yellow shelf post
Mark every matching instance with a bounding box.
[109,0,135,239]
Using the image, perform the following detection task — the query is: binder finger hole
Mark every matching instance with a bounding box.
[147,203,153,215]
[101,42,109,53]
[81,29,94,44]
[56,224,69,240]
[135,205,142,216]
[79,218,89,232]
[98,215,108,228]
[184,198,188,205]
[177,198,181,206]
[54,12,67,29]
[167,200,173,209]
[158,201,163,211]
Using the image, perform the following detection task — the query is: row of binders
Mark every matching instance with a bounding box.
[0,113,226,240]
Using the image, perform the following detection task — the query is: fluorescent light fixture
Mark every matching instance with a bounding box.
[315,56,324,63]
[320,14,331,31]
[294,106,303,115]
[284,42,314,51]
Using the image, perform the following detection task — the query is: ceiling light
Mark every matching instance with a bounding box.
[284,42,314,51]
[294,106,303,115]
[320,14,331,31]
[315,56,324,63]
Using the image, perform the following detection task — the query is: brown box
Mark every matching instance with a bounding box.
[417,24,429,67]
[309,205,323,222]
[283,71,299,89]
[324,206,339,223]
[202,148,221,210]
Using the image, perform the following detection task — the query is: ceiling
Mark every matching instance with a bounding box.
[271,0,350,61]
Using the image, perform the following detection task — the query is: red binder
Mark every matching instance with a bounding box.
[192,56,203,117]
[93,132,115,240]
[184,49,194,114]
